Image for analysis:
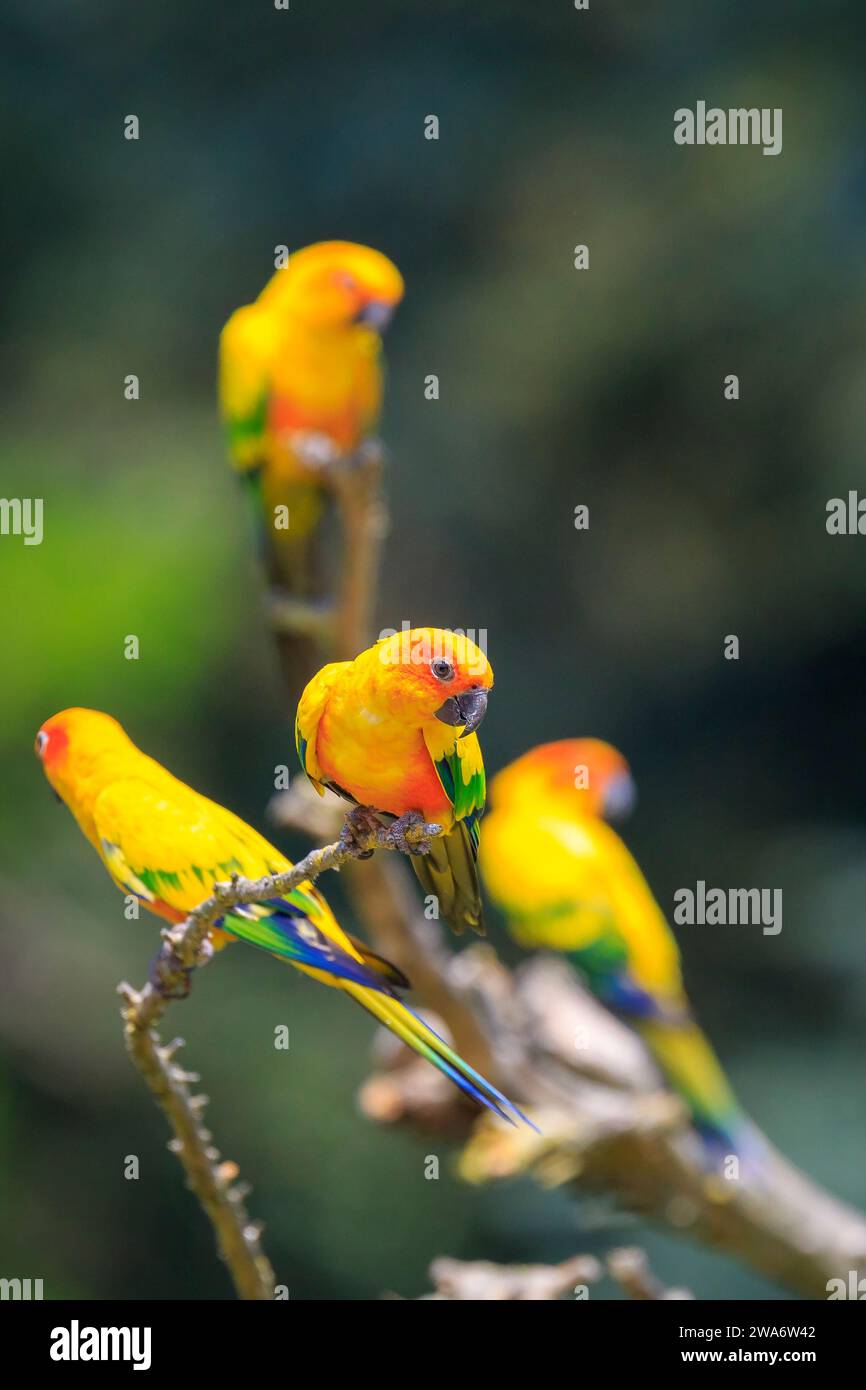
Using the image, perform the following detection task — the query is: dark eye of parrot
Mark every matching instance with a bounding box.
[431,658,455,681]
[334,271,357,290]
[35,731,48,757]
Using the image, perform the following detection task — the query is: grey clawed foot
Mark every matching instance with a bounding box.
[384,810,433,857]
[340,805,383,859]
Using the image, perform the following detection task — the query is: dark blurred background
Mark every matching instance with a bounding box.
[1,0,865,1299]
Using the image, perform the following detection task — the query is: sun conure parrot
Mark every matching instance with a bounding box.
[479,739,746,1154]
[219,240,404,664]
[35,707,527,1126]
[295,628,492,936]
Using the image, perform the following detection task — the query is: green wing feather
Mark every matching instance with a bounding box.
[429,735,486,830]
[224,390,269,465]
[417,730,487,935]
[219,303,276,472]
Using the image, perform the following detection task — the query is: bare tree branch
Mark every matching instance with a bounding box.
[424,1253,603,1301]
[117,999,275,1301]
[330,443,388,660]
[368,944,866,1298]
[416,1247,692,1300]
[118,812,437,1300]
[607,1246,694,1301]
[263,443,387,679]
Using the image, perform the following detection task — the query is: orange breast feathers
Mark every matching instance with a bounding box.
[315,707,452,823]
[265,324,383,460]
[267,393,364,454]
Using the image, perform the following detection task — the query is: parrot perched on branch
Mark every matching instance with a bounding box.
[35,707,527,1126]
[479,739,746,1153]
[296,628,492,936]
[219,241,404,602]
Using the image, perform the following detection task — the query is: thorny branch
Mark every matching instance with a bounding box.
[118,811,437,1301]
[422,1253,603,1301]
[419,1247,693,1300]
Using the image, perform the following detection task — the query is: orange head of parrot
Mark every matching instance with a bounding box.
[262,240,404,331]
[490,738,636,821]
[373,627,493,735]
[35,708,138,840]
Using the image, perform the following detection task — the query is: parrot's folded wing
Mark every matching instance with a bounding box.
[219,303,278,472]
[419,727,487,934]
[93,777,375,979]
[295,662,351,791]
[510,895,684,1023]
[423,727,487,833]
[92,777,287,916]
[99,838,159,909]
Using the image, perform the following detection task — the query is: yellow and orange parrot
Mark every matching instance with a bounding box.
[480,739,747,1153]
[296,628,492,935]
[35,707,528,1126]
[219,241,404,599]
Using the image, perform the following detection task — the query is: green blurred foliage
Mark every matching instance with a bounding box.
[1,0,865,1299]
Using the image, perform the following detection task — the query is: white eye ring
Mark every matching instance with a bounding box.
[35,731,49,755]
[431,658,454,681]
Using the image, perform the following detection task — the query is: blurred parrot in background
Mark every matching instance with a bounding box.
[35,707,528,1127]
[219,241,404,678]
[296,627,492,936]
[479,739,746,1154]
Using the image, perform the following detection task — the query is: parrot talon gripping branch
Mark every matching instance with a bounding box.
[381,809,439,857]
[338,804,387,857]
[339,805,440,860]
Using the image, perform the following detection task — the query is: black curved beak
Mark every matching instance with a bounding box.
[603,772,637,822]
[434,688,489,738]
[355,300,394,330]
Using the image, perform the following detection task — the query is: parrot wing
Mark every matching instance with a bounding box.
[92,777,274,912]
[91,777,389,987]
[417,728,487,935]
[92,782,535,1126]
[482,809,687,1015]
[508,891,683,1021]
[219,303,279,472]
[295,662,352,793]
[422,727,486,840]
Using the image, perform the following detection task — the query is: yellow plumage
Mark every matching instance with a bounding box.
[482,807,683,1000]
[481,740,744,1147]
[296,630,493,933]
[35,707,529,1124]
[219,242,403,564]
